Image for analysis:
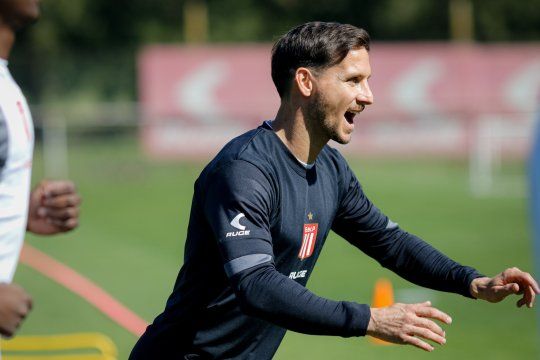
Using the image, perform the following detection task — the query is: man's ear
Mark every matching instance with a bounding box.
[294,67,316,97]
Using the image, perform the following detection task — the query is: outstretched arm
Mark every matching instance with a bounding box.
[332,162,482,298]
[470,267,539,307]
[26,180,81,235]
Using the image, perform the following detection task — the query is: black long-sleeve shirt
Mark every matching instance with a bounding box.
[130,122,481,359]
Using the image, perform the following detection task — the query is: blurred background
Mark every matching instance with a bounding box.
[6,0,540,358]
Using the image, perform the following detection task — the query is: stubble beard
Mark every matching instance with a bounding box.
[307,92,349,145]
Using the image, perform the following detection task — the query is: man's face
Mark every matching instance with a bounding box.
[0,0,41,30]
[307,48,373,145]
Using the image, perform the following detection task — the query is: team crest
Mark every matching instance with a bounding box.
[298,223,318,260]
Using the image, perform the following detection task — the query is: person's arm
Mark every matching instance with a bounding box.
[332,165,539,306]
[231,262,370,336]
[203,160,369,337]
[331,160,481,297]
[331,155,538,350]
[26,180,81,235]
[329,155,477,351]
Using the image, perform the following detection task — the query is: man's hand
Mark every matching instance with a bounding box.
[26,180,81,235]
[0,283,32,338]
[367,301,451,352]
[470,267,540,308]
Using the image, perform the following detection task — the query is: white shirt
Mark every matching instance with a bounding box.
[0,58,34,282]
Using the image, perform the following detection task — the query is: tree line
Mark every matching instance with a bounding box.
[11,0,540,103]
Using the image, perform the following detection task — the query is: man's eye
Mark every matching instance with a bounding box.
[348,78,360,85]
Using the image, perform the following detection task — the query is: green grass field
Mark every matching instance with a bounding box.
[14,136,539,359]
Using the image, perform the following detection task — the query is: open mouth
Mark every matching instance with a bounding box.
[344,111,356,124]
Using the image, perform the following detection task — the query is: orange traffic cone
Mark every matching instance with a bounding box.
[369,278,394,345]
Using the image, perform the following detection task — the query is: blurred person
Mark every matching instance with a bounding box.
[0,0,80,338]
[130,22,539,359]
[532,102,540,329]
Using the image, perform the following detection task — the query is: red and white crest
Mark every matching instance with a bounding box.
[298,223,318,260]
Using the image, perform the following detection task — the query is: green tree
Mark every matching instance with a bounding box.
[9,0,540,104]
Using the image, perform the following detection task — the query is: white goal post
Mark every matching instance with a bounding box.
[469,116,532,197]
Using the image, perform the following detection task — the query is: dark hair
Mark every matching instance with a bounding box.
[271,22,370,98]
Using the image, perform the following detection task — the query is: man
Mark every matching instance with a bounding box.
[0,0,81,337]
[131,22,539,359]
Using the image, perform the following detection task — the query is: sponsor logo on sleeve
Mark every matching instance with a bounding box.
[226,212,251,237]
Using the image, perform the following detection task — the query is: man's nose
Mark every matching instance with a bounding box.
[357,81,374,105]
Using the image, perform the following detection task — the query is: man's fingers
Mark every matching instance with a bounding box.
[504,268,540,293]
[402,334,434,352]
[27,294,33,311]
[513,284,534,308]
[0,325,15,338]
[409,326,446,345]
[17,303,29,318]
[533,280,540,294]
[13,290,32,318]
[40,180,76,198]
[23,291,32,312]
[42,194,82,209]
[516,287,532,308]
[415,305,452,324]
[38,206,79,221]
[493,283,520,299]
[414,317,445,337]
[521,273,540,294]
[525,286,536,308]
[47,217,79,231]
